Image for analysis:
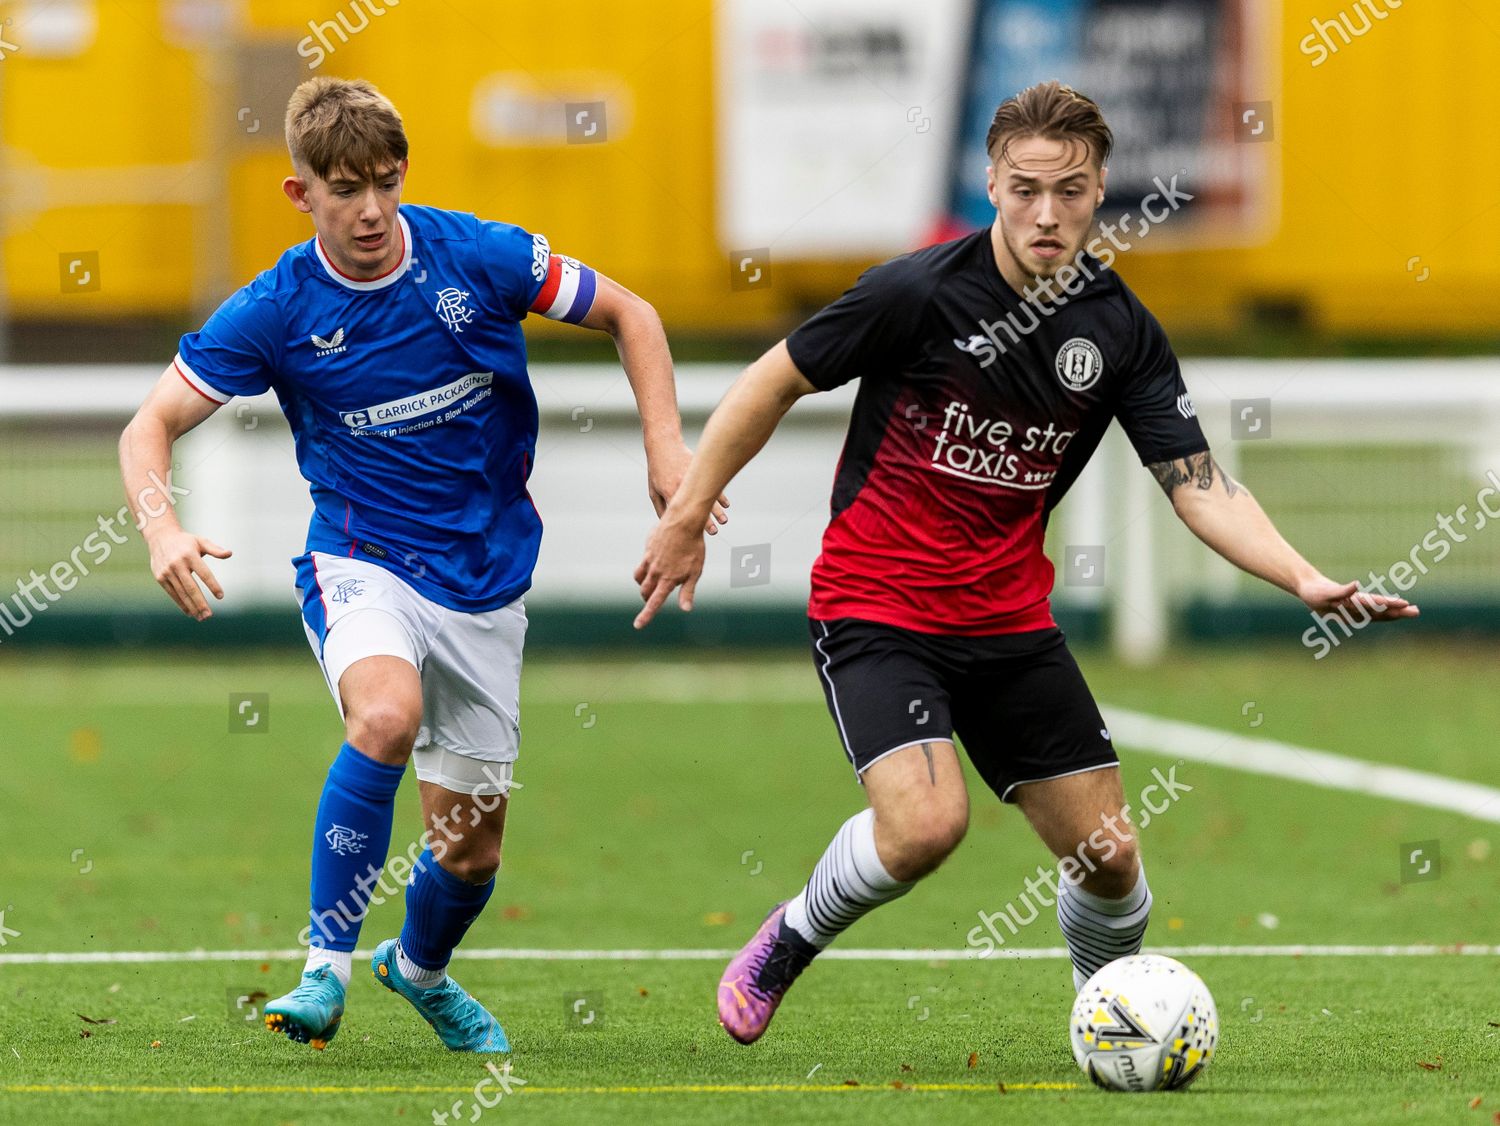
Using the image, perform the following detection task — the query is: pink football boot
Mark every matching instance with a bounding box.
[717,903,819,1044]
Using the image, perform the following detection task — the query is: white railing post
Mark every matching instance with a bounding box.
[1111,429,1168,665]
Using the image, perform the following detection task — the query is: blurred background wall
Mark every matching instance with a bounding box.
[6,0,1496,346]
[2,0,1497,659]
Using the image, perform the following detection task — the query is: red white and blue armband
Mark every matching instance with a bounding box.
[528,251,598,324]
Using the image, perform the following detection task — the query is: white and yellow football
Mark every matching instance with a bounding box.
[1069,954,1218,1092]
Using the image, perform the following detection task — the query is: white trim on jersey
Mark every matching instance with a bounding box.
[313,211,414,293]
[173,352,231,404]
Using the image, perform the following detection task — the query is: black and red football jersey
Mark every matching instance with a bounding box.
[786,228,1208,636]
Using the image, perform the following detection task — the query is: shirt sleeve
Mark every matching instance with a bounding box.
[1114,303,1209,465]
[785,256,929,391]
[478,221,598,325]
[174,285,278,403]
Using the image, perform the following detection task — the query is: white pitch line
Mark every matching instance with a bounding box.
[2,689,1493,973]
[1,943,1495,966]
[18,660,1500,822]
[1103,706,1500,824]
[536,676,1500,823]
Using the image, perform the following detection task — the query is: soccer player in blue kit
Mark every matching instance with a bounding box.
[119,77,724,1052]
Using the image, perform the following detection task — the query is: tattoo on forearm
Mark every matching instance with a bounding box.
[1148,452,1240,499]
[921,742,936,786]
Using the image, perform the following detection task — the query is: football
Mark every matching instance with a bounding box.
[1069,954,1218,1092]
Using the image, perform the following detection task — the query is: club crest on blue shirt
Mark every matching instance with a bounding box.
[435,288,475,333]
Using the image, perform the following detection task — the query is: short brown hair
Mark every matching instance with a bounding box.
[285,77,408,183]
[985,80,1113,170]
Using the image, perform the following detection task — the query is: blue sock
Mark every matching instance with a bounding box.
[398,848,495,971]
[307,742,405,953]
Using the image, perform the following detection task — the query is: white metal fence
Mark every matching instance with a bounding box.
[4,359,1500,660]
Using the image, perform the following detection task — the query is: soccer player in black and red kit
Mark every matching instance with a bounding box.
[634,81,1416,1045]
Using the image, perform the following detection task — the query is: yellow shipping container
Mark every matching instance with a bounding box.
[6,0,1497,337]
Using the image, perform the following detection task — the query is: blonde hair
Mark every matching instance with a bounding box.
[986,80,1113,170]
[284,76,408,183]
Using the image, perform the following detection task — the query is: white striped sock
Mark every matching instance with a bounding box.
[1057,868,1152,991]
[783,808,914,949]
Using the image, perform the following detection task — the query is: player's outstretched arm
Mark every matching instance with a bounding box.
[579,274,728,534]
[119,365,233,621]
[1149,450,1418,622]
[633,340,817,629]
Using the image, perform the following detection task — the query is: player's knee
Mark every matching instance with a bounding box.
[883,808,967,880]
[1079,838,1140,898]
[344,701,421,765]
[438,845,500,885]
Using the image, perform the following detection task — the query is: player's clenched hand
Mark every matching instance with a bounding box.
[147,529,232,621]
[646,443,729,535]
[633,516,706,629]
[1297,576,1419,621]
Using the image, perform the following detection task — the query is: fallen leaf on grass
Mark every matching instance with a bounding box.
[76,1014,117,1025]
[967,1051,979,1069]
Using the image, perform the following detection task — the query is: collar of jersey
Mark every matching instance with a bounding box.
[314,211,413,292]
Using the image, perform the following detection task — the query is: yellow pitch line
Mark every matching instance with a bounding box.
[2,1081,1079,1096]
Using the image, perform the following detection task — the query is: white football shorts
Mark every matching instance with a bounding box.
[295,551,524,796]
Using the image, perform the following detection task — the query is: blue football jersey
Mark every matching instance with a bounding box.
[175,203,599,612]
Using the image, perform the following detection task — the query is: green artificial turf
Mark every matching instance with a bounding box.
[1,641,1496,1123]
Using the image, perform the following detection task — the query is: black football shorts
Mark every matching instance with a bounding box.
[808,617,1118,802]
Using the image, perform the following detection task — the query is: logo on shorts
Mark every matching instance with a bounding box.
[324,824,368,856]
[1055,337,1103,392]
[329,578,366,605]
